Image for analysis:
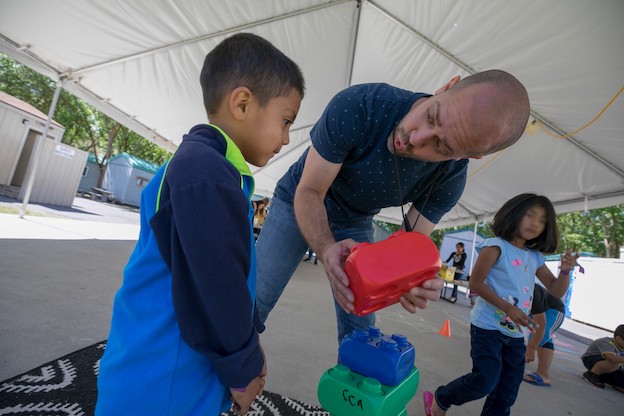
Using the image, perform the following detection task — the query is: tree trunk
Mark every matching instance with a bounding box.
[600,214,611,257]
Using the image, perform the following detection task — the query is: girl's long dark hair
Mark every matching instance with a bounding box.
[491,193,559,253]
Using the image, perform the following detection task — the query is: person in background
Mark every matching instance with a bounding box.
[254,198,269,228]
[523,284,566,387]
[424,193,578,416]
[444,242,467,303]
[581,324,624,393]
[303,248,318,264]
[96,33,304,416]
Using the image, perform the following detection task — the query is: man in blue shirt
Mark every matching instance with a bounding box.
[256,70,530,341]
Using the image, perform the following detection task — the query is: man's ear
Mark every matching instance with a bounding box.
[229,87,253,120]
[434,75,461,95]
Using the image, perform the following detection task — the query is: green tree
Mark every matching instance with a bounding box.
[434,205,623,258]
[380,204,623,258]
[556,206,623,257]
[0,53,171,184]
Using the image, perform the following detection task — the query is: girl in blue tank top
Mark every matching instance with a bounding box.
[425,193,579,416]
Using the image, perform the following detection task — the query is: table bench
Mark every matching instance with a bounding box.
[441,279,470,303]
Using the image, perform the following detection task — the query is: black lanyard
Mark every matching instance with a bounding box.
[392,139,444,232]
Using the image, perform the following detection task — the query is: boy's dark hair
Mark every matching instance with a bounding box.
[200,33,305,116]
[491,193,559,253]
[615,325,624,339]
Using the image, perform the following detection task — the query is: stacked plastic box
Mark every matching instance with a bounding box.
[318,326,419,416]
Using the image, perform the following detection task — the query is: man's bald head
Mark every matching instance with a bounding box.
[450,70,530,155]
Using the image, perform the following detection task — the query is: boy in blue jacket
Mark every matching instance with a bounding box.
[96,33,304,416]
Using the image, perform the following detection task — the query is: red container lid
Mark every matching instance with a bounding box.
[344,231,441,316]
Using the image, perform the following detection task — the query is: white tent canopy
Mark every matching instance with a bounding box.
[1,0,623,227]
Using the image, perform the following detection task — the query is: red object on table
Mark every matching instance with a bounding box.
[344,231,441,316]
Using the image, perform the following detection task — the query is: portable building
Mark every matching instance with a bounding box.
[102,152,160,207]
[0,91,87,207]
[78,153,105,195]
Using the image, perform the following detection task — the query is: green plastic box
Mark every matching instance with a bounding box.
[317,364,419,416]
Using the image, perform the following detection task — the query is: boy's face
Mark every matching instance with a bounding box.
[239,88,301,167]
[616,335,624,349]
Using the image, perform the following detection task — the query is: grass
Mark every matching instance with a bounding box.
[0,206,49,217]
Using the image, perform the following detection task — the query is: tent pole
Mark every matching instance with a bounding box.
[19,79,64,218]
[469,219,479,275]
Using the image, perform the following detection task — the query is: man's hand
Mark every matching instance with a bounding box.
[229,376,265,416]
[321,239,359,313]
[399,278,443,313]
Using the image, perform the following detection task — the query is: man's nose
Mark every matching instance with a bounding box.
[408,128,430,148]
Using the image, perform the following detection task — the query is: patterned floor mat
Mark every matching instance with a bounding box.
[0,341,328,415]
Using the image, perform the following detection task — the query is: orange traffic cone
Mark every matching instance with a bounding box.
[438,319,451,337]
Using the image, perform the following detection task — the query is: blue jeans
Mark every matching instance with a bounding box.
[435,324,526,416]
[255,197,375,341]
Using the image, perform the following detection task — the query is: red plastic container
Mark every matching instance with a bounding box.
[344,231,441,316]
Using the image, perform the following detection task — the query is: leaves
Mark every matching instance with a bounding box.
[0,53,172,175]
[429,206,623,258]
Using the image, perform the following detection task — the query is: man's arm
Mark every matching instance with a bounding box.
[294,145,358,313]
[402,204,436,235]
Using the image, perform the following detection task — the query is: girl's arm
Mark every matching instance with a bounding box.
[604,352,624,365]
[469,246,512,312]
[469,246,536,332]
[536,249,578,297]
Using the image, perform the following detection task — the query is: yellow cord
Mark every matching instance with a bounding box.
[469,85,623,179]
[538,85,624,140]
[467,150,506,179]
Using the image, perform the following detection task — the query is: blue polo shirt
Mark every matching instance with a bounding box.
[274,83,467,224]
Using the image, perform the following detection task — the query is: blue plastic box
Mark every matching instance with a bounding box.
[338,326,415,386]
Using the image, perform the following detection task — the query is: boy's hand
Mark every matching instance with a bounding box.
[525,345,537,363]
[229,376,265,416]
[230,342,267,415]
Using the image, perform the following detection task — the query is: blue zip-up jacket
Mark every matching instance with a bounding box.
[96,124,264,415]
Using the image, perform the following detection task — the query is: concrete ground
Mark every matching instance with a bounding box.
[1,195,622,415]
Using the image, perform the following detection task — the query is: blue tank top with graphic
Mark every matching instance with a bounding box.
[471,237,545,338]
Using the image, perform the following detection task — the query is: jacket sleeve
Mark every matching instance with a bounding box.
[150,177,263,389]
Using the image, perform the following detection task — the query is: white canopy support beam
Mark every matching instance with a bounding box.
[468,219,479,276]
[71,0,353,77]
[368,0,624,183]
[530,111,624,180]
